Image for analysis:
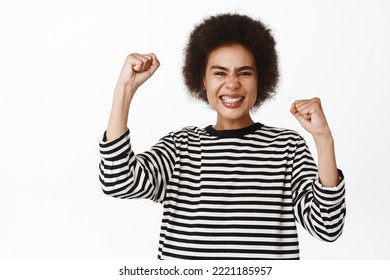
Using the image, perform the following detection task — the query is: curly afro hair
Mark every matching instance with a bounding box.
[182,13,279,109]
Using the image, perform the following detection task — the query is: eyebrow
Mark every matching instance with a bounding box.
[210,65,256,72]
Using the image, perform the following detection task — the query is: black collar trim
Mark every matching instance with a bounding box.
[204,122,263,138]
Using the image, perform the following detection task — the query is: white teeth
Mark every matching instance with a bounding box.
[221,96,243,103]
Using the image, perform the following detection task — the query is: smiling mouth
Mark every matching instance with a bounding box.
[221,96,244,104]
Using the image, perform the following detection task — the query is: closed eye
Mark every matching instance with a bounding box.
[213,71,227,76]
[238,71,253,77]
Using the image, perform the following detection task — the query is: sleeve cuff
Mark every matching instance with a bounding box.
[99,129,130,160]
[313,169,345,207]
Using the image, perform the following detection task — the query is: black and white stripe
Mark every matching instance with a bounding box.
[99,122,346,259]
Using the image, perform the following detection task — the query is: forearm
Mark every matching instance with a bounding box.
[106,83,134,141]
[313,133,339,187]
[105,53,159,142]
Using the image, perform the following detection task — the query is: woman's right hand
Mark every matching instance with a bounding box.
[106,53,159,141]
[116,53,160,98]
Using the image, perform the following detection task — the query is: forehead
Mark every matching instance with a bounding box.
[206,44,256,67]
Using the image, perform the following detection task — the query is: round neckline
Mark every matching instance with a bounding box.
[204,122,263,138]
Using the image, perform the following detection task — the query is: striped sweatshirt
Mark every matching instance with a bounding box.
[99,122,346,260]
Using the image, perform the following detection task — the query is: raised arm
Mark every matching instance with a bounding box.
[106,53,160,141]
[99,53,177,202]
[290,97,339,187]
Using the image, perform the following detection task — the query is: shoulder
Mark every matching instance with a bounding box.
[259,124,302,138]
[251,124,312,155]
[165,126,206,141]
[252,125,306,146]
[168,125,204,135]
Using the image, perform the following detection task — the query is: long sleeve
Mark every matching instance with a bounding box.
[99,129,177,203]
[292,136,346,242]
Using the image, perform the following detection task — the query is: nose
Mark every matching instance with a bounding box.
[225,75,240,91]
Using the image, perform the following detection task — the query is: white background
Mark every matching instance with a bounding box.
[0,0,389,260]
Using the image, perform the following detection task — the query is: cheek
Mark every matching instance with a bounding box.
[206,91,217,104]
[244,81,258,98]
[205,78,223,92]
[205,80,223,99]
[246,86,258,108]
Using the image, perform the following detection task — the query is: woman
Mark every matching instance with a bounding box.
[99,13,345,260]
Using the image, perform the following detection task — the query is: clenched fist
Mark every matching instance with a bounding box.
[290,97,332,138]
[116,53,160,97]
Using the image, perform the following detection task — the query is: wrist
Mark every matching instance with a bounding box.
[313,131,333,145]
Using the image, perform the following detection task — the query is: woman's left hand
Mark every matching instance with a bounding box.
[290,97,331,138]
[291,97,339,187]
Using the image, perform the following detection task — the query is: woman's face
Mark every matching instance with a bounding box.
[203,44,258,130]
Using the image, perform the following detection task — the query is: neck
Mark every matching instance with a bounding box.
[213,115,255,130]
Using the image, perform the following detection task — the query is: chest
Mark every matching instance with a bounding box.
[168,137,295,207]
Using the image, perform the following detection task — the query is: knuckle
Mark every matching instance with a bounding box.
[312,97,321,103]
[127,53,137,59]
